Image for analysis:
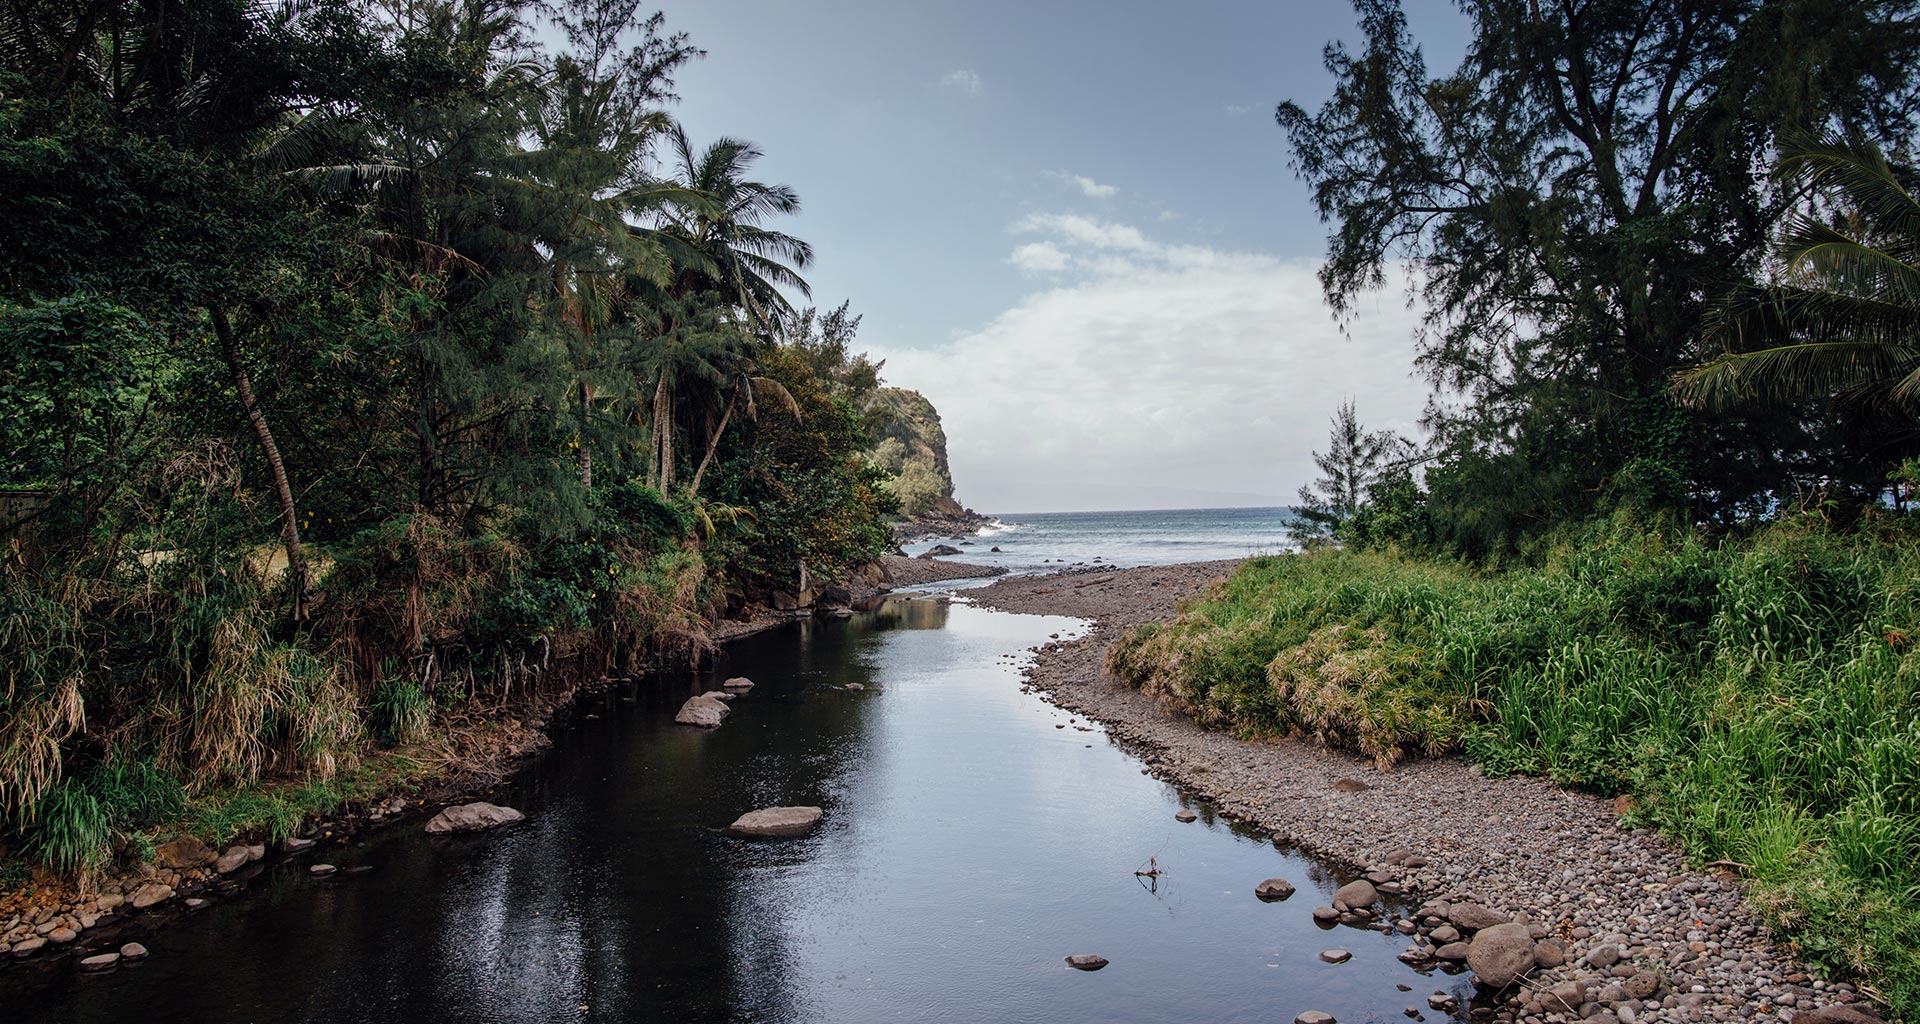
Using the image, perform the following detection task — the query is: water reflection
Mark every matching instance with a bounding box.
[5,596,1460,1023]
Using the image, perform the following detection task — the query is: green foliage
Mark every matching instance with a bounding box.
[369,678,433,745]
[886,461,946,519]
[1109,521,1920,1007]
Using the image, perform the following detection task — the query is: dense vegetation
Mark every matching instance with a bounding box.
[0,0,906,878]
[1109,0,1920,1010]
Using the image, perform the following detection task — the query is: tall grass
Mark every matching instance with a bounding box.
[1108,515,1920,1012]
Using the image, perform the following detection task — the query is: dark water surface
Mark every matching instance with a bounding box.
[6,598,1457,1023]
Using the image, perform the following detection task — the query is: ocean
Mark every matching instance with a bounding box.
[899,506,1297,575]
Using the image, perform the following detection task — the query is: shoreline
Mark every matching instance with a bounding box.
[969,561,1874,1024]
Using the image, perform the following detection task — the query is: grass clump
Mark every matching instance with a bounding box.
[1107,516,1920,1011]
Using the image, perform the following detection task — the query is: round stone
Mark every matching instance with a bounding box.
[1065,954,1109,971]
[1319,949,1353,964]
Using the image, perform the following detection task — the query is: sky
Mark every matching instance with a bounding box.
[641,1,1473,513]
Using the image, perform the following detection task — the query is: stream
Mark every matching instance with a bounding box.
[5,596,1467,1023]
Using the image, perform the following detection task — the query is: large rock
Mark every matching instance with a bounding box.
[1255,878,1296,901]
[675,694,730,728]
[1448,902,1511,932]
[919,544,963,558]
[423,802,525,834]
[214,846,252,874]
[1466,922,1536,989]
[1792,1008,1885,1024]
[726,806,823,837]
[128,882,174,909]
[1331,879,1378,909]
[153,835,216,870]
[721,676,755,690]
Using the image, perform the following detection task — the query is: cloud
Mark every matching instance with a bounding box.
[874,217,1431,513]
[1224,104,1251,116]
[1048,170,1118,199]
[1009,241,1072,273]
[939,69,983,95]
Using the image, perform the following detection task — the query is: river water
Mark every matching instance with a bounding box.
[6,596,1461,1023]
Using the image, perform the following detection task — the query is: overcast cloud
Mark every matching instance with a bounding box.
[876,215,1432,513]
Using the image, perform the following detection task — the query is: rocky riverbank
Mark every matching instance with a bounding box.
[970,562,1881,1024]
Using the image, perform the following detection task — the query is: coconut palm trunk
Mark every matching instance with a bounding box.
[211,306,307,616]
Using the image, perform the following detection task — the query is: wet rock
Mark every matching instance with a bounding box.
[920,545,964,558]
[47,926,76,944]
[1295,1012,1337,1024]
[1256,878,1296,901]
[424,802,526,834]
[1447,902,1510,932]
[79,952,120,972]
[309,864,337,876]
[153,836,216,870]
[1311,906,1341,923]
[1332,879,1378,909]
[119,942,148,961]
[1175,809,1197,823]
[1065,954,1108,971]
[721,676,755,691]
[129,883,174,909]
[701,690,735,702]
[1466,922,1536,989]
[282,837,316,853]
[11,936,45,957]
[215,846,251,874]
[1319,949,1352,964]
[727,806,823,837]
[675,694,730,728]
[843,683,865,691]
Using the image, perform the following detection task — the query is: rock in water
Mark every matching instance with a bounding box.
[726,806,824,837]
[721,676,755,691]
[129,882,174,909]
[920,544,963,558]
[1065,954,1108,971]
[214,846,251,874]
[1295,1012,1337,1024]
[119,942,149,961]
[309,864,337,876]
[1466,922,1537,989]
[1318,949,1352,964]
[79,952,120,972]
[423,802,526,834]
[1255,878,1296,901]
[1175,809,1197,823]
[675,695,730,728]
[1331,879,1378,909]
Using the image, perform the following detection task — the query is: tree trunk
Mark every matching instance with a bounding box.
[578,382,593,488]
[687,388,738,498]
[211,307,306,618]
[653,373,675,490]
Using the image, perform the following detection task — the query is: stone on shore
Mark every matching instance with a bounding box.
[1064,954,1108,971]
[1311,906,1340,923]
[1331,879,1377,909]
[215,846,252,874]
[119,942,149,961]
[919,544,963,558]
[129,882,174,909]
[1255,878,1296,901]
[1466,922,1537,989]
[282,837,316,853]
[727,806,823,837]
[153,835,216,870]
[424,801,526,834]
[1792,1008,1886,1024]
[675,694,730,728]
[1447,902,1510,932]
[11,936,45,957]
[80,952,121,972]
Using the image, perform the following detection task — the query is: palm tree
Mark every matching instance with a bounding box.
[1673,135,1920,414]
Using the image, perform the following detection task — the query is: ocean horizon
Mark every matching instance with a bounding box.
[900,505,1298,574]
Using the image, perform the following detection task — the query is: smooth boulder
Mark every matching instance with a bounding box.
[1255,878,1296,901]
[214,845,252,874]
[1448,902,1510,932]
[79,952,120,972]
[1331,879,1377,909]
[1064,954,1108,971]
[675,694,730,728]
[153,835,216,870]
[726,806,823,837]
[721,676,755,691]
[1466,922,1536,989]
[424,801,526,834]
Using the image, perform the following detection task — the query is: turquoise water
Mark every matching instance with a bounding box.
[902,506,1296,573]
